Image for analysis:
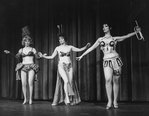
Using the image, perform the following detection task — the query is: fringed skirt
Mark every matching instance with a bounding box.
[52,62,81,105]
[15,63,40,81]
[103,56,123,76]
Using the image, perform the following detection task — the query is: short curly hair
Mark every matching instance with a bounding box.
[57,33,67,42]
[21,35,33,46]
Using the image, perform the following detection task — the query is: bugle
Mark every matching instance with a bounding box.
[134,20,145,41]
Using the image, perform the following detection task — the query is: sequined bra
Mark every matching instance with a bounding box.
[21,48,34,57]
[100,37,116,47]
[100,41,115,47]
[60,51,71,57]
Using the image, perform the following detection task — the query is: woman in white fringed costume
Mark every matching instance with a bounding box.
[39,34,90,105]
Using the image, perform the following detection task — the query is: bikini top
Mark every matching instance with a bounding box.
[100,41,115,47]
[100,37,116,47]
[60,51,71,57]
[21,48,35,57]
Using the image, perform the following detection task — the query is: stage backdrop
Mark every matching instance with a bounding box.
[0,0,149,101]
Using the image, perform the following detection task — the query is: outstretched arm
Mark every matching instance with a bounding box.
[76,38,100,61]
[4,50,21,58]
[32,48,42,60]
[114,27,141,42]
[71,43,90,52]
[40,48,58,60]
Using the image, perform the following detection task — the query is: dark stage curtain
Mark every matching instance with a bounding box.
[0,0,149,101]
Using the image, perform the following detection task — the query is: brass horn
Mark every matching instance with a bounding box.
[134,20,145,41]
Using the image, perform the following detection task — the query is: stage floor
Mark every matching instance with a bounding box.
[0,100,149,116]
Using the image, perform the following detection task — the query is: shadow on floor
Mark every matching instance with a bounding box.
[0,99,149,116]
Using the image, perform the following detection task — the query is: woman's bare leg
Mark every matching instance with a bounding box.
[28,70,35,105]
[68,67,73,86]
[113,68,121,108]
[67,67,75,98]
[58,65,70,104]
[21,71,27,104]
[104,67,113,108]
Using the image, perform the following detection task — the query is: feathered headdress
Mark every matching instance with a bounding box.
[22,26,30,38]
[21,26,33,45]
[57,24,67,41]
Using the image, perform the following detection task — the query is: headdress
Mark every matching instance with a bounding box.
[57,24,67,41]
[21,26,33,45]
[22,26,30,38]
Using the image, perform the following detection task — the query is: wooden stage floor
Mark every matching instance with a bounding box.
[0,99,149,116]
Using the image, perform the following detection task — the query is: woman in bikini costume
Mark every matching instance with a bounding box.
[76,24,141,109]
[39,34,90,106]
[4,26,40,105]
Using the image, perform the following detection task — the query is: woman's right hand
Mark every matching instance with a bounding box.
[4,50,10,54]
[76,56,83,61]
[38,52,47,58]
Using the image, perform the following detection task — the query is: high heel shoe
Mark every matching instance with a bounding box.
[51,103,57,106]
[106,105,112,109]
[29,100,33,105]
[65,98,70,106]
[65,102,70,106]
[114,104,118,109]
[22,100,27,105]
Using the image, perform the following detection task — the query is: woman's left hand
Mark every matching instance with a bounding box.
[76,56,83,61]
[86,43,91,49]
[135,26,141,33]
[38,52,43,57]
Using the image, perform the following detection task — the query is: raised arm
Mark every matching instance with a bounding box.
[76,38,100,61]
[114,27,141,42]
[71,43,90,52]
[41,48,58,60]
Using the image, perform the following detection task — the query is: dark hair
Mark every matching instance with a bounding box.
[102,19,113,29]
[57,33,67,42]
[103,23,112,30]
